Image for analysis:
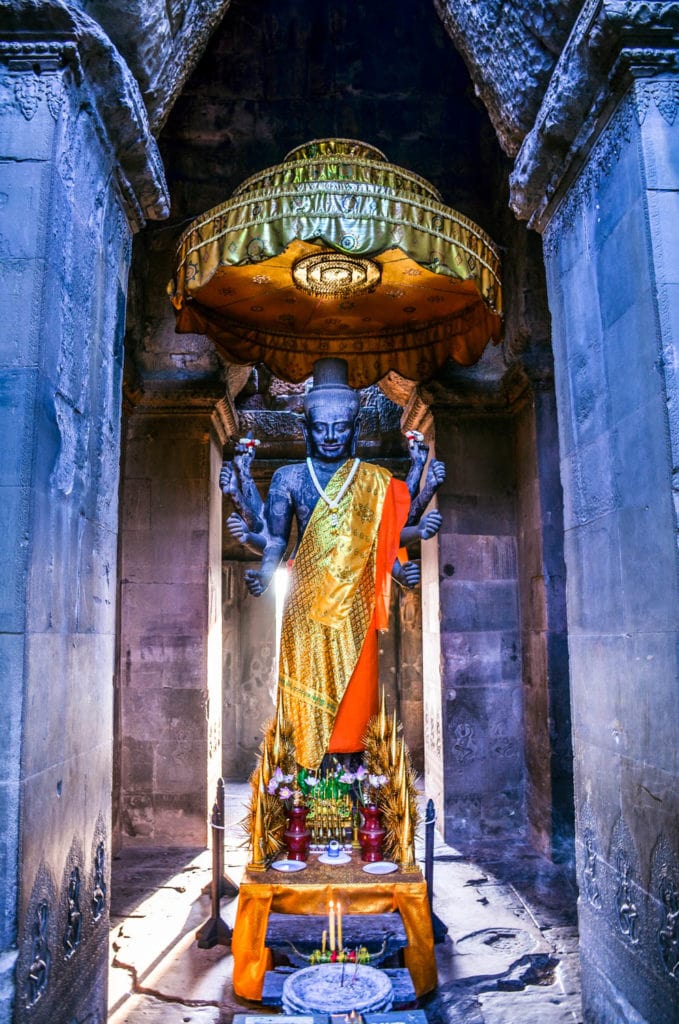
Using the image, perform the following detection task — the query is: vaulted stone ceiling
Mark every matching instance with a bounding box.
[111,0,562,395]
[78,1,583,156]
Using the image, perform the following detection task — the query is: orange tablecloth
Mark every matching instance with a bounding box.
[232,854,437,1000]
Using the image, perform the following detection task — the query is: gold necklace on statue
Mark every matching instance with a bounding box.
[306,457,360,527]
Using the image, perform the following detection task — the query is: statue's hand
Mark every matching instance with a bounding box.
[426,459,446,490]
[408,435,429,472]
[401,560,420,588]
[219,461,239,497]
[393,559,420,589]
[234,445,256,476]
[227,512,249,545]
[244,567,275,596]
[418,509,442,540]
[244,569,266,596]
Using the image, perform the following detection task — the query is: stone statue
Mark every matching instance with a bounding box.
[220,358,445,768]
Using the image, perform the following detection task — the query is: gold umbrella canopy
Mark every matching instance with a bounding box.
[168,138,503,388]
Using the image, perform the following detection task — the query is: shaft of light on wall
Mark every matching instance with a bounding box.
[273,566,290,683]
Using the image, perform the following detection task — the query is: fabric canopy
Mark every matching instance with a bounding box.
[168,138,503,387]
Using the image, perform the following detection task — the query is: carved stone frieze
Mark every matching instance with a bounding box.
[543,74,679,257]
[542,90,636,257]
[0,3,169,230]
[510,0,679,226]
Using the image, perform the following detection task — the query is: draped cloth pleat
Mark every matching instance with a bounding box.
[278,461,409,768]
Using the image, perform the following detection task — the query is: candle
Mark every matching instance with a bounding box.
[337,901,343,951]
[322,929,327,954]
[329,899,336,951]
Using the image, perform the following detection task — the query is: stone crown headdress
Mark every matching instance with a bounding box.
[303,358,360,417]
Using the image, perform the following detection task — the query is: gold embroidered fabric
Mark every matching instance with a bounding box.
[232,851,437,1000]
[167,139,503,387]
[279,461,391,768]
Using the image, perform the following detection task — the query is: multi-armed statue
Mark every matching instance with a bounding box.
[220,358,445,770]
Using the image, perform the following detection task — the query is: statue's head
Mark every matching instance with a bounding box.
[303,358,360,461]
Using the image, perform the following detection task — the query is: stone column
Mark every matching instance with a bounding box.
[515,376,573,862]
[117,397,225,844]
[0,7,167,1024]
[511,8,679,1022]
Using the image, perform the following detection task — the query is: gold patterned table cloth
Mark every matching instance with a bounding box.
[231,853,437,1001]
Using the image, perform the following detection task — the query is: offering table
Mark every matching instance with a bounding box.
[231,853,437,1001]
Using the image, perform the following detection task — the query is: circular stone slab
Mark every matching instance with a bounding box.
[282,963,393,1015]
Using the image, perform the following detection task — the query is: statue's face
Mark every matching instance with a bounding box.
[306,399,358,462]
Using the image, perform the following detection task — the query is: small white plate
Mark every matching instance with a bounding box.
[271,859,307,872]
[362,861,398,875]
[317,851,352,865]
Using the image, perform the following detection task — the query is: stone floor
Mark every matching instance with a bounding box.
[108,786,583,1024]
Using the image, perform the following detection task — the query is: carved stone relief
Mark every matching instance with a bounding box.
[610,817,642,948]
[578,803,603,911]
[544,79,679,257]
[651,837,679,983]
[59,838,85,965]
[583,829,603,911]
[0,42,69,122]
[62,866,83,960]
[18,863,57,1011]
[90,816,108,927]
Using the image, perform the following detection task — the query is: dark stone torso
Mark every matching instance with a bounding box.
[267,459,352,555]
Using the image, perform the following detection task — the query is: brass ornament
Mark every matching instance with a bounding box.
[292,252,381,299]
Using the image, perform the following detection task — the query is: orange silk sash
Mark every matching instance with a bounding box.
[329,476,410,753]
[231,865,437,1001]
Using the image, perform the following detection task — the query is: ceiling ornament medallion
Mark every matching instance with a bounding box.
[292,252,381,298]
[169,137,503,387]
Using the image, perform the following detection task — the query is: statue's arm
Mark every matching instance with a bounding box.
[219,437,265,533]
[407,458,446,525]
[226,512,267,554]
[399,508,442,546]
[234,442,265,532]
[243,475,293,596]
[404,432,428,500]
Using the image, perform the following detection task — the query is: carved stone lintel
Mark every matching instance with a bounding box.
[510,1,679,226]
[0,6,169,231]
[213,393,239,446]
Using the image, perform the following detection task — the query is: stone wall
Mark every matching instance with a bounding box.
[543,80,679,1024]
[432,410,525,846]
[222,563,276,780]
[0,10,166,1021]
[117,407,223,845]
